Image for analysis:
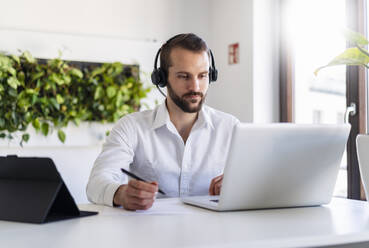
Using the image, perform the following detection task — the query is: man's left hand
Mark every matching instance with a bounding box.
[209,174,223,195]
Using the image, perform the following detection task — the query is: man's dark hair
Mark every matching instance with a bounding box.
[160,33,209,75]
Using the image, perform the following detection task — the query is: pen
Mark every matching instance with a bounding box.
[120,168,166,195]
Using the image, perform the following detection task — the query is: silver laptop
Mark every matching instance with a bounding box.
[182,123,351,211]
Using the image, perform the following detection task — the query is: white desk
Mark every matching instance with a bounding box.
[1,197,369,248]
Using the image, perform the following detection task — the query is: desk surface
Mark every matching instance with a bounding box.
[2,197,369,248]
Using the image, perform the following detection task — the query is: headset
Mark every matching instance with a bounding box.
[151,36,218,89]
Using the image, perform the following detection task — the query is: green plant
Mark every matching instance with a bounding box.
[315,29,369,75]
[0,51,151,145]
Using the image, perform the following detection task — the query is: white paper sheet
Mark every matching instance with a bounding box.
[84,198,205,216]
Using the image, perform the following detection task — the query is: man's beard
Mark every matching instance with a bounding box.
[167,83,205,113]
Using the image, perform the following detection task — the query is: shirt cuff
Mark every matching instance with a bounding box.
[103,182,122,207]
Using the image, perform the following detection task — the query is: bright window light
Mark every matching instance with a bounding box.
[283,0,347,197]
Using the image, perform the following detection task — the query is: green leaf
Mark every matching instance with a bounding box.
[17,98,30,109]
[69,68,83,78]
[8,87,17,97]
[11,54,20,64]
[7,77,20,89]
[0,118,5,128]
[49,98,60,110]
[73,118,81,126]
[63,75,71,85]
[56,94,64,104]
[31,94,38,104]
[41,122,49,136]
[106,86,117,98]
[98,105,105,111]
[23,51,36,64]
[22,133,30,142]
[25,112,32,122]
[91,67,105,78]
[32,118,41,130]
[32,71,44,81]
[8,88,18,98]
[315,47,369,75]
[0,55,12,71]
[94,86,104,100]
[25,89,36,94]
[61,105,67,112]
[7,67,16,76]
[115,92,123,107]
[69,110,77,117]
[344,29,369,47]
[50,73,64,85]
[57,130,66,143]
[18,72,25,86]
[0,133,6,138]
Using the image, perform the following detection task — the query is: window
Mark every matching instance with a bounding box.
[282,0,348,197]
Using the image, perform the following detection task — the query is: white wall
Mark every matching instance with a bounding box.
[253,0,280,123]
[206,0,280,123]
[0,0,210,44]
[207,0,254,122]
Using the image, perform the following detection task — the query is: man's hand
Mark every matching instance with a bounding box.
[209,174,223,195]
[113,179,159,210]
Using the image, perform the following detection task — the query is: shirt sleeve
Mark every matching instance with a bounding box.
[233,116,241,126]
[86,115,137,206]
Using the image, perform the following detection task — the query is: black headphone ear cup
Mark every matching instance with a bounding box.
[151,69,161,86]
[209,67,218,82]
[157,68,167,87]
[151,68,167,87]
[209,68,213,83]
[212,68,218,82]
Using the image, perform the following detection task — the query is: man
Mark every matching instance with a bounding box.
[86,33,239,210]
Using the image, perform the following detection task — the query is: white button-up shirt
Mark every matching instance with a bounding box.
[86,103,239,206]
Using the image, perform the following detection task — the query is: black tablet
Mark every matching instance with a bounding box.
[0,155,98,223]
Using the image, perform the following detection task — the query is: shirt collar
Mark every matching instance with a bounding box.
[151,102,170,130]
[196,105,214,130]
[151,102,215,131]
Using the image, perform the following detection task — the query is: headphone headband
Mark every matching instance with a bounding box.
[153,48,161,70]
